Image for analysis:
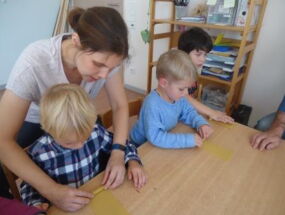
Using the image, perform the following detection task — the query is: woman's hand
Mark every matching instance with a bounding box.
[102,150,126,189]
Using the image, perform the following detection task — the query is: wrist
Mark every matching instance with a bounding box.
[40,181,59,200]
[268,127,284,137]
[111,143,126,152]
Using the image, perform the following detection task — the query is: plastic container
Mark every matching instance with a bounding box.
[207,0,238,25]
[201,84,228,112]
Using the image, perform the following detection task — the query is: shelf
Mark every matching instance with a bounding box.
[198,72,245,86]
[255,0,264,5]
[150,61,157,67]
[198,75,232,86]
[243,42,256,55]
[153,19,251,32]
[148,0,268,114]
[154,0,264,4]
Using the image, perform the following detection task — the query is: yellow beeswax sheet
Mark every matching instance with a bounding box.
[202,140,233,161]
[210,119,236,129]
[91,187,130,215]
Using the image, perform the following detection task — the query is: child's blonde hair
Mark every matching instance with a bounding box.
[40,84,97,141]
[156,49,197,82]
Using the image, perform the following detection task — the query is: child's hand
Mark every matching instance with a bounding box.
[198,125,213,140]
[194,134,203,147]
[128,160,147,190]
[210,110,234,124]
[34,202,50,211]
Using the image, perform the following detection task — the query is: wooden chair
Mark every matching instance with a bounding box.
[1,163,21,200]
[99,98,143,129]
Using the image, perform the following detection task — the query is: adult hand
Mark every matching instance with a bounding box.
[47,184,93,212]
[250,131,282,151]
[210,110,234,124]
[102,150,126,189]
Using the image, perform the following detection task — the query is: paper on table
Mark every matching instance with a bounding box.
[210,119,236,129]
[91,187,130,215]
[202,141,233,161]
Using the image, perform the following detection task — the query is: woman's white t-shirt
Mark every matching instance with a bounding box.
[6,34,119,123]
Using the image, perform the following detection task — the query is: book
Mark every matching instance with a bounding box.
[206,53,235,65]
[204,60,234,72]
[179,16,206,23]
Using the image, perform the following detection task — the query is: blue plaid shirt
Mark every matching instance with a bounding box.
[20,123,141,206]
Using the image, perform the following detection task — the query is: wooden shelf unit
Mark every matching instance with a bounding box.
[147,0,268,114]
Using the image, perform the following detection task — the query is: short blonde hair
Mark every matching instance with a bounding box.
[156,49,197,82]
[40,84,97,141]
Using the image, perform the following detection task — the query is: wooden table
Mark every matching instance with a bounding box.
[48,122,285,215]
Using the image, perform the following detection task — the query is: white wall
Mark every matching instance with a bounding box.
[123,0,149,93]
[0,0,60,87]
[241,0,285,126]
[124,0,172,93]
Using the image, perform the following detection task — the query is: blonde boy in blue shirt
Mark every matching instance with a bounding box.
[131,50,213,148]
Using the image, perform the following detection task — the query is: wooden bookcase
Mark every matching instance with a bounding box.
[147,0,268,114]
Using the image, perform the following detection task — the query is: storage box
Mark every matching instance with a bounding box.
[201,84,228,111]
[207,0,238,25]
[234,0,259,26]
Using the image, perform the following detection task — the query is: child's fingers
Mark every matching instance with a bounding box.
[195,134,203,147]
[128,170,133,180]
[198,129,203,139]
[132,171,138,188]
[204,129,211,139]
[42,203,50,211]
[201,129,206,139]
[139,172,147,189]
[139,172,145,189]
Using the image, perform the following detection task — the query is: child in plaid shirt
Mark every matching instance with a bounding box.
[20,84,146,210]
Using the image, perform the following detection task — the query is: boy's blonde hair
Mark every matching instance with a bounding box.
[156,49,197,82]
[40,84,97,141]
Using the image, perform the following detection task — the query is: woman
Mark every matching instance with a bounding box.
[0,7,129,212]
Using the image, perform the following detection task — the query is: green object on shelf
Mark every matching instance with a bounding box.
[214,33,224,45]
[140,29,150,44]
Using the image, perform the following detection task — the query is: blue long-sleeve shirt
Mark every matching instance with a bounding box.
[130,90,208,149]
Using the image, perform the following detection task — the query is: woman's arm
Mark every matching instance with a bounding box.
[0,90,93,212]
[102,69,129,189]
[187,95,234,123]
[104,69,129,147]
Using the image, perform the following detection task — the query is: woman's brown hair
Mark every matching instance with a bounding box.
[68,7,128,58]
